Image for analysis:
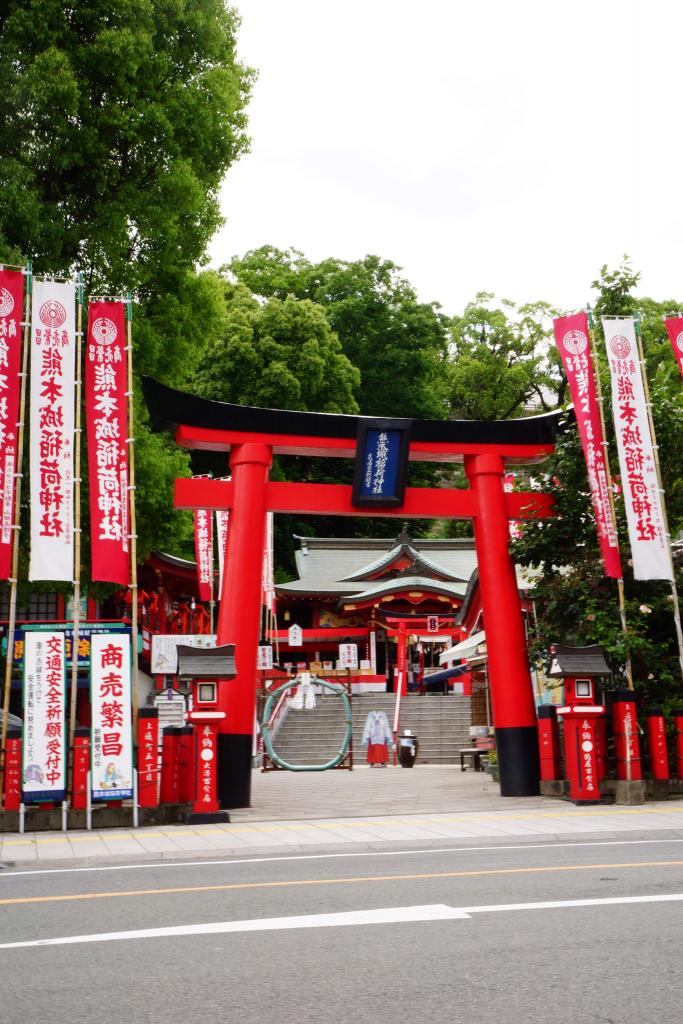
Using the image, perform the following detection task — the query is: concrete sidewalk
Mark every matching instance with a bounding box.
[2,766,683,866]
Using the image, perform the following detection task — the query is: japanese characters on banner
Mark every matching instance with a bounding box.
[90,633,133,800]
[29,280,76,581]
[215,507,229,593]
[663,317,683,381]
[262,511,275,611]
[85,301,129,584]
[0,268,24,579]
[602,318,672,581]
[193,507,213,601]
[553,313,622,578]
[197,724,218,809]
[257,644,274,670]
[339,643,358,670]
[22,632,66,802]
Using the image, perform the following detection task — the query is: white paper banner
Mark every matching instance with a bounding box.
[90,633,133,800]
[339,643,358,670]
[22,632,66,801]
[216,508,229,593]
[29,280,76,580]
[262,511,275,611]
[602,318,672,581]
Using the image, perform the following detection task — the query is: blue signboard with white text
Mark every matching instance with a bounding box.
[352,419,411,507]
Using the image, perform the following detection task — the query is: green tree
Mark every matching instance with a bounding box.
[0,1,253,569]
[195,281,360,414]
[447,293,563,420]
[229,247,450,420]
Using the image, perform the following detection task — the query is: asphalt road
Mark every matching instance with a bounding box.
[1,836,682,1024]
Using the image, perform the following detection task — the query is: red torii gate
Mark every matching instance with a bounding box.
[143,378,561,808]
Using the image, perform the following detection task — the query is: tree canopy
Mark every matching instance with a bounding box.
[229,247,450,419]
[0,0,253,573]
[447,293,563,420]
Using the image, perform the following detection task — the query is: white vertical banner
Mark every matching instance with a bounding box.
[29,279,76,581]
[262,511,275,611]
[22,632,67,801]
[90,632,133,800]
[602,317,672,581]
[339,643,358,670]
[215,508,229,592]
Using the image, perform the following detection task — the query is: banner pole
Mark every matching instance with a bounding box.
[125,295,139,735]
[68,274,84,772]
[634,316,683,682]
[587,310,634,689]
[0,263,31,808]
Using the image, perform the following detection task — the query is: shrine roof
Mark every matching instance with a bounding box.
[276,535,478,597]
[338,533,467,584]
[340,576,468,603]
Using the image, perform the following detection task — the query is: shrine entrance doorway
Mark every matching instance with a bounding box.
[144,377,561,808]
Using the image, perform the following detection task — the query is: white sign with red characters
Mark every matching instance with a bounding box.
[22,632,66,801]
[29,280,76,581]
[603,317,672,581]
[215,507,229,592]
[85,301,129,585]
[90,633,133,800]
[193,507,213,602]
[0,268,24,580]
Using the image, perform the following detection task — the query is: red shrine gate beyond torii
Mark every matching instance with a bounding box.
[143,377,562,808]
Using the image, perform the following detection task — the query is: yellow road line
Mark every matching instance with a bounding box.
[2,860,682,907]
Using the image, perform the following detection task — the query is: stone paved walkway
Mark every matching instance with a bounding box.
[2,766,682,867]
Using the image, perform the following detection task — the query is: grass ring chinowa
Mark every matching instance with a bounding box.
[261,678,353,771]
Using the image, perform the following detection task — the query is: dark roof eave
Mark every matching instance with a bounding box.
[143,377,564,450]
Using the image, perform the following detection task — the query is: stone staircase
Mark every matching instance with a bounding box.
[271,692,471,766]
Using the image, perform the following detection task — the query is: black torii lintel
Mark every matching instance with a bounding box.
[142,376,564,458]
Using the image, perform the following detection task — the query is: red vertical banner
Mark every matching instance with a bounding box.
[85,301,129,584]
[193,506,212,601]
[663,317,683,381]
[0,269,24,579]
[553,313,622,578]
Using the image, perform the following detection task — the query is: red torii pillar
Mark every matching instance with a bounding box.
[216,443,272,809]
[466,453,539,794]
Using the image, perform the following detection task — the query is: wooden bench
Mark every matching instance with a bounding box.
[459,748,486,772]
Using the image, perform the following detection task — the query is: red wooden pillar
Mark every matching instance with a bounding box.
[160,727,180,804]
[3,729,22,812]
[71,729,90,811]
[537,705,562,781]
[216,442,273,809]
[137,708,160,808]
[465,453,539,795]
[645,708,669,781]
[612,691,642,781]
[177,726,196,803]
[675,708,683,780]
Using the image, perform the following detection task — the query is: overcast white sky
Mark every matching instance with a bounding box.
[208,0,681,315]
